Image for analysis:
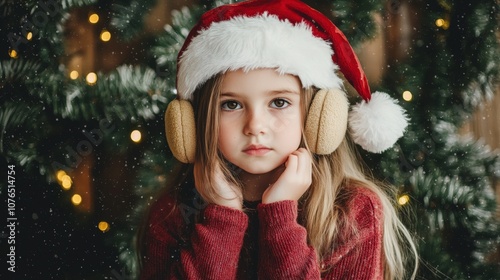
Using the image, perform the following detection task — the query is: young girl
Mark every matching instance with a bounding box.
[139,0,418,279]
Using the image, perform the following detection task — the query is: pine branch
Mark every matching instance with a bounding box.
[26,65,171,121]
[433,121,500,187]
[447,1,500,101]
[0,99,46,171]
[2,0,90,64]
[410,168,475,232]
[0,59,40,87]
[328,0,382,45]
[151,6,205,82]
[409,167,499,278]
[114,148,176,279]
[60,0,98,9]
[0,0,15,17]
[110,0,158,40]
[87,65,171,120]
[0,101,35,154]
[20,0,97,11]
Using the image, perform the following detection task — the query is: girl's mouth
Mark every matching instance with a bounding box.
[243,145,271,155]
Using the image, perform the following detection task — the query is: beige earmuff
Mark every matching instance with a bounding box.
[164,88,349,163]
[304,88,349,155]
[164,99,196,163]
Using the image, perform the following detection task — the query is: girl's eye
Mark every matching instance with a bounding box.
[221,101,241,110]
[270,98,290,108]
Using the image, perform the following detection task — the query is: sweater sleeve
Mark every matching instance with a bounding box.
[140,194,248,280]
[321,188,384,279]
[256,188,384,280]
[257,200,321,279]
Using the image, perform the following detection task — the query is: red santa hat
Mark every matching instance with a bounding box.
[176,0,408,153]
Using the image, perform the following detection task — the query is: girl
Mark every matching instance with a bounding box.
[139,0,418,279]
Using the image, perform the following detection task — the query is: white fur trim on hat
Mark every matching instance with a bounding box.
[348,92,409,153]
[177,13,343,100]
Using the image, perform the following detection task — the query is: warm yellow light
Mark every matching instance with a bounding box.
[435,18,449,30]
[435,18,445,27]
[130,130,142,143]
[71,194,82,205]
[398,194,410,206]
[56,170,67,181]
[402,90,413,102]
[69,70,79,80]
[61,175,72,190]
[442,20,450,30]
[86,72,97,85]
[98,221,110,232]
[9,49,18,58]
[89,13,99,24]
[26,32,33,40]
[100,30,111,42]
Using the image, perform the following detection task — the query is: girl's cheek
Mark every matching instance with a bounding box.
[220,110,244,123]
[270,116,290,132]
[270,109,301,132]
[219,114,237,131]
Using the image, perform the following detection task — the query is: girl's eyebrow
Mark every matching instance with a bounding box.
[268,89,300,95]
[220,92,238,97]
[220,89,299,97]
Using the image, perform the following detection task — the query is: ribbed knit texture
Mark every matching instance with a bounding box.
[140,186,384,279]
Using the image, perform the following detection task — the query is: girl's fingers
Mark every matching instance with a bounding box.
[296,149,307,168]
[285,153,298,174]
[280,149,312,184]
[264,148,312,203]
[292,148,311,176]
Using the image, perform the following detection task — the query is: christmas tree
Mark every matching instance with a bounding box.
[1,0,499,279]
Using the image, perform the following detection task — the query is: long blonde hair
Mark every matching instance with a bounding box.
[191,73,419,279]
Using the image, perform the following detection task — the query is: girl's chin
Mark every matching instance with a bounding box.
[238,163,286,176]
[239,167,274,175]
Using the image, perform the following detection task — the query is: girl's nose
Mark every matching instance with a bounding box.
[243,110,266,136]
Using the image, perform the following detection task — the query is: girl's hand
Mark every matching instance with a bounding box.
[194,163,243,210]
[262,148,312,204]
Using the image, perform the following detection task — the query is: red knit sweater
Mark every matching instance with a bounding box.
[140,186,384,279]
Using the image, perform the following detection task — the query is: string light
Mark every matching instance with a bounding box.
[435,18,449,30]
[56,170,67,181]
[69,70,79,80]
[56,170,72,190]
[9,49,18,58]
[100,30,111,42]
[61,175,72,190]
[398,194,410,206]
[130,130,142,143]
[71,194,82,205]
[86,72,97,85]
[402,90,413,102]
[88,13,99,24]
[26,32,33,40]
[98,221,110,232]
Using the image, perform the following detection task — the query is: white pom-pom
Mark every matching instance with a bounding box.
[348,92,408,153]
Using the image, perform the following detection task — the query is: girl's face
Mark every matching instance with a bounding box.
[218,68,303,174]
